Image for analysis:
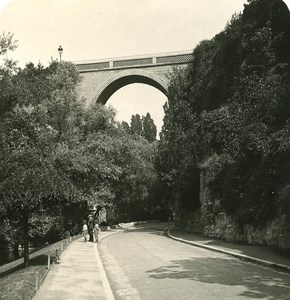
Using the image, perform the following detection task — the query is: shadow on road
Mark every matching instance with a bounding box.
[146,257,290,299]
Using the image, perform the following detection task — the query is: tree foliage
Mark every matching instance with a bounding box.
[142,113,157,142]
[129,112,157,142]
[0,59,87,265]
[0,33,162,265]
[156,0,290,226]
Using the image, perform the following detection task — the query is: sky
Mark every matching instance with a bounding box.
[1,0,289,135]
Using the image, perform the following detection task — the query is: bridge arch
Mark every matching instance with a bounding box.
[91,69,169,104]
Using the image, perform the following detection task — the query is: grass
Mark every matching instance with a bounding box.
[0,263,46,300]
[0,235,80,300]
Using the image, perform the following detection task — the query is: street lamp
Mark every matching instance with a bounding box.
[58,45,63,62]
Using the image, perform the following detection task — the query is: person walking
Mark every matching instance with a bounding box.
[93,223,100,243]
[82,220,88,242]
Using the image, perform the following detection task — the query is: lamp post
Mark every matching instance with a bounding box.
[58,45,63,62]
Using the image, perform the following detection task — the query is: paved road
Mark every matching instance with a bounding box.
[99,223,290,300]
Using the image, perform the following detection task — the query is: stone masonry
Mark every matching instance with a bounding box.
[74,51,192,105]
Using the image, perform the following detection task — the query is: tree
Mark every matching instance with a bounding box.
[130,114,143,135]
[80,112,159,221]
[156,67,201,225]
[128,113,157,142]
[0,31,18,74]
[111,133,158,221]
[0,61,86,266]
[0,32,19,116]
[120,121,130,133]
[142,113,157,142]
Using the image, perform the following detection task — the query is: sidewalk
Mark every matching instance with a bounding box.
[168,225,290,273]
[33,230,118,300]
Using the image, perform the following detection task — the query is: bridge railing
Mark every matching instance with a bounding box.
[74,51,193,73]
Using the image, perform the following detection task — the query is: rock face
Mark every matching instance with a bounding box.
[194,169,290,250]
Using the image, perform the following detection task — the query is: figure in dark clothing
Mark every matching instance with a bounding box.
[88,216,94,242]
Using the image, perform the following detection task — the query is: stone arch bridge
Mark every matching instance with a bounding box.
[74,50,193,105]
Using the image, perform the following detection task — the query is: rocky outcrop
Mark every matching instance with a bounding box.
[193,168,290,250]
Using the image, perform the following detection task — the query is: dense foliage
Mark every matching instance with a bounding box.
[121,112,157,142]
[0,35,162,265]
[157,0,290,226]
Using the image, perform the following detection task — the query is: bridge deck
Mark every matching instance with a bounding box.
[74,50,193,73]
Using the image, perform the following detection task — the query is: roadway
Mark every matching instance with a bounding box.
[99,222,290,300]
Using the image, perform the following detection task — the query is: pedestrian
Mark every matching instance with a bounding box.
[88,216,94,242]
[93,223,100,242]
[82,220,88,242]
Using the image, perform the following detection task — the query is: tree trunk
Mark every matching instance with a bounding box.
[13,242,20,259]
[23,209,29,267]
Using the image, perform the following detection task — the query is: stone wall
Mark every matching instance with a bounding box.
[203,212,290,249]
[197,169,290,250]
[77,64,176,105]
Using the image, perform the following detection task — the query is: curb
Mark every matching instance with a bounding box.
[167,224,290,274]
[94,243,115,300]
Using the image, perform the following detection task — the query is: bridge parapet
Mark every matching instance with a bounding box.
[75,51,193,73]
